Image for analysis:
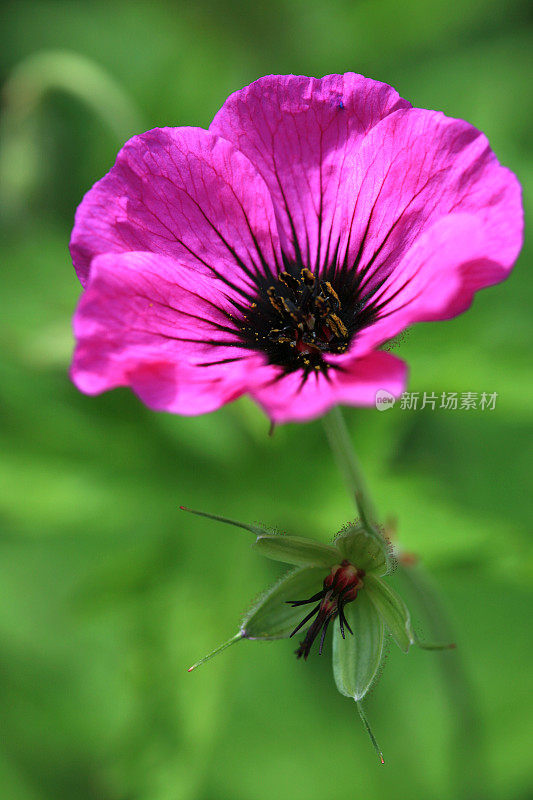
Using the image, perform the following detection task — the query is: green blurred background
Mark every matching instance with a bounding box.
[1,1,532,798]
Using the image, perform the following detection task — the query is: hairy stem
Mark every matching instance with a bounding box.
[322,406,376,528]
[323,406,486,793]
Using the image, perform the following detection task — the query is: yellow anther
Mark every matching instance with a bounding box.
[300,268,315,287]
[322,281,339,304]
[327,313,348,338]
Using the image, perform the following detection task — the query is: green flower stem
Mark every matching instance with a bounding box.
[322,407,392,571]
[322,407,376,528]
[323,406,485,789]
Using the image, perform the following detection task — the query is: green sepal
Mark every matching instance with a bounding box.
[182,507,339,568]
[364,574,413,653]
[180,506,265,537]
[332,590,384,701]
[187,633,242,672]
[357,702,385,765]
[253,534,339,567]
[242,566,330,640]
[335,526,389,576]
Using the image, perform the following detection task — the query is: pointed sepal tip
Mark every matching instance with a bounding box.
[187,632,242,673]
[179,506,264,537]
[357,701,385,765]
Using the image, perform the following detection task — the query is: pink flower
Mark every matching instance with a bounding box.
[70,74,523,423]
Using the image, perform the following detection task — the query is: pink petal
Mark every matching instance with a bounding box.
[341,213,514,358]
[210,73,410,270]
[71,251,265,414]
[211,75,521,318]
[70,126,282,293]
[127,362,245,416]
[249,351,407,424]
[338,106,523,296]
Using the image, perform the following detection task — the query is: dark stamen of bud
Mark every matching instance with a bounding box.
[289,603,322,639]
[337,599,353,638]
[286,590,326,607]
[318,616,331,655]
[286,560,364,660]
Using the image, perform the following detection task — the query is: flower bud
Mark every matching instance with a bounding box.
[183,506,454,762]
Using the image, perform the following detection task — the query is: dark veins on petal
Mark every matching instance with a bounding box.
[197,243,390,378]
[190,189,411,378]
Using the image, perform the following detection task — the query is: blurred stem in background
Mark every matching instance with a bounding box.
[322,406,487,796]
[0,50,143,221]
[397,564,488,799]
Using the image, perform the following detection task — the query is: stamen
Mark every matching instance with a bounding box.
[286,590,325,607]
[327,313,348,338]
[300,268,315,287]
[266,286,284,315]
[279,271,300,292]
[289,604,321,638]
[236,253,382,376]
[247,269,352,373]
[338,606,346,639]
[318,616,331,655]
[338,601,354,636]
[289,562,362,659]
[322,280,339,304]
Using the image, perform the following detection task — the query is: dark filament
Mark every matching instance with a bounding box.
[237,265,377,377]
[286,561,364,660]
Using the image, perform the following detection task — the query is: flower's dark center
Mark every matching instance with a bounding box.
[239,267,359,374]
[286,560,365,660]
[267,268,349,359]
